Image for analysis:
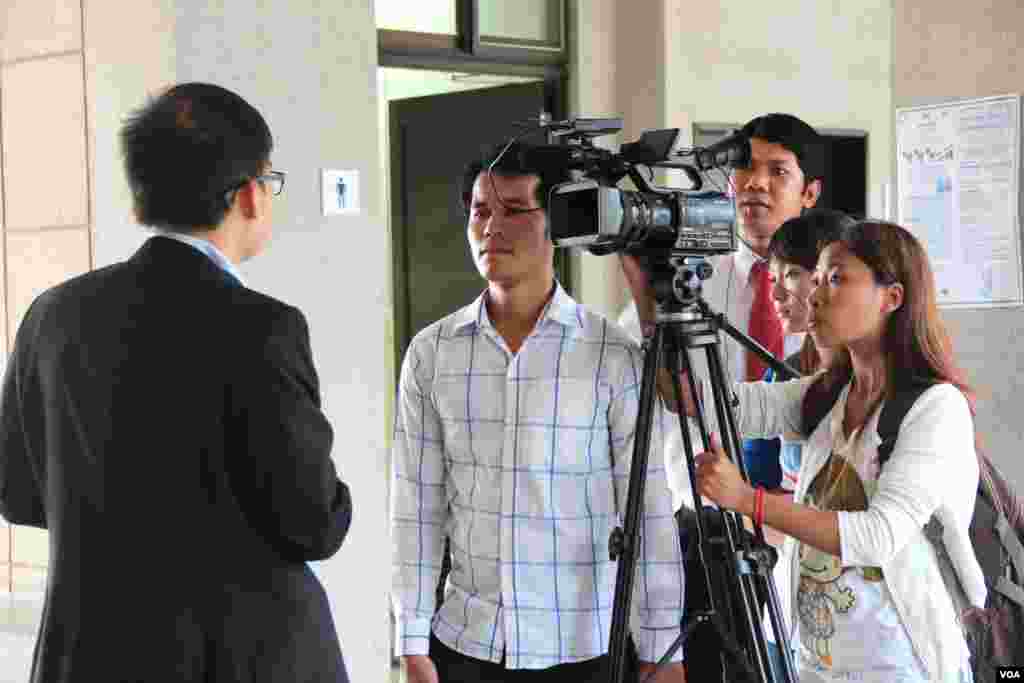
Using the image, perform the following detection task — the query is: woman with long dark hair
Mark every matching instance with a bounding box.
[693,221,984,681]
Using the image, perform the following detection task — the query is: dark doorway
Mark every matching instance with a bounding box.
[818,133,867,218]
[389,80,570,374]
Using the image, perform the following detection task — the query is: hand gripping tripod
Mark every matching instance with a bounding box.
[606,255,801,683]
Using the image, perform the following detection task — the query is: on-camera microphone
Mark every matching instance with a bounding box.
[695,131,751,171]
[516,143,611,176]
[515,144,579,173]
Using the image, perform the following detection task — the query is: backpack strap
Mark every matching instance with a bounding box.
[995,575,1024,607]
[802,377,846,437]
[876,382,934,467]
[997,513,1024,585]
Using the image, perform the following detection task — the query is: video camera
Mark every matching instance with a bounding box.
[514,117,751,258]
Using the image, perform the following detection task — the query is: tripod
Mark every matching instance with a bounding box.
[606,257,801,683]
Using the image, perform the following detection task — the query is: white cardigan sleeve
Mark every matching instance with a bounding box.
[838,383,977,568]
[726,376,813,440]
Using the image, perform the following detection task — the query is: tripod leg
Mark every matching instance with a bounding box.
[665,337,733,680]
[607,325,664,683]
[661,326,760,681]
[705,346,799,682]
[701,344,778,682]
[665,334,717,616]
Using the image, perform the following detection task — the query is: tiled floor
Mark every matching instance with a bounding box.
[0,593,39,683]
[0,630,34,683]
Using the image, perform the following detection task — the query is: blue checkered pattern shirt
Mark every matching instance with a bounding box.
[391,283,685,669]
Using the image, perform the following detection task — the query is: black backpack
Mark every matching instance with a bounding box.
[809,380,1024,680]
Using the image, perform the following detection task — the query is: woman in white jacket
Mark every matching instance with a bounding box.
[693,220,984,682]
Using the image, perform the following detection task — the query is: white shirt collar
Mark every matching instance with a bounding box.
[157,230,246,286]
[733,237,763,285]
[451,281,579,333]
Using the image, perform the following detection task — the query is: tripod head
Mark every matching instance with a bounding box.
[633,251,801,382]
[629,251,716,316]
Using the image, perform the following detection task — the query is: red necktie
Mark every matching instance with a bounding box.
[747,260,783,381]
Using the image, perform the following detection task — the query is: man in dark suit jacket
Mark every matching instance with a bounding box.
[0,82,352,682]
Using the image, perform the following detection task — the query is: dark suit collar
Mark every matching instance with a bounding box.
[132,235,244,288]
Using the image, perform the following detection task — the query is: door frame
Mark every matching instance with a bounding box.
[388,82,573,379]
[381,27,571,380]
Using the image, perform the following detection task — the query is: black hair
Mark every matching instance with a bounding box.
[120,82,273,232]
[767,208,856,271]
[739,113,824,183]
[459,141,572,214]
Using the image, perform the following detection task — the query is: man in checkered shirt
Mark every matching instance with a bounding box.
[392,141,687,682]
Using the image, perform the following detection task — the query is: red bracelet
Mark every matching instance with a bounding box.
[756,487,765,527]
[752,487,759,526]
[753,487,766,527]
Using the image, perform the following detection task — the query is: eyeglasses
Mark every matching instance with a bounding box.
[223,170,286,207]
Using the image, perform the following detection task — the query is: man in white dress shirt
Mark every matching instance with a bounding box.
[393,142,688,683]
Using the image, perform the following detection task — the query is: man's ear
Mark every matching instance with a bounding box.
[802,178,822,208]
[235,179,261,219]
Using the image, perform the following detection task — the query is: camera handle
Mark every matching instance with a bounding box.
[606,296,799,683]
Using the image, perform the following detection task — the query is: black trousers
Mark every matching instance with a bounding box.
[428,633,611,683]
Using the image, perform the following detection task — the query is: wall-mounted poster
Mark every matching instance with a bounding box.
[896,94,1022,308]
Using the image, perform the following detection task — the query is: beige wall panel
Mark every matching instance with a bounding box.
[6,227,90,336]
[0,558,9,594]
[10,526,46,569]
[10,566,45,594]
[85,0,177,268]
[0,151,6,356]
[0,222,7,357]
[0,523,9,574]
[894,1,1024,105]
[1,0,81,63]
[0,126,5,226]
[1,54,88,230]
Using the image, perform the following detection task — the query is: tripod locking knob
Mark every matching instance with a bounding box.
[608,526,626,561]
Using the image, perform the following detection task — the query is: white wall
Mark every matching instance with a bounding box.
[89,1,391,681]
